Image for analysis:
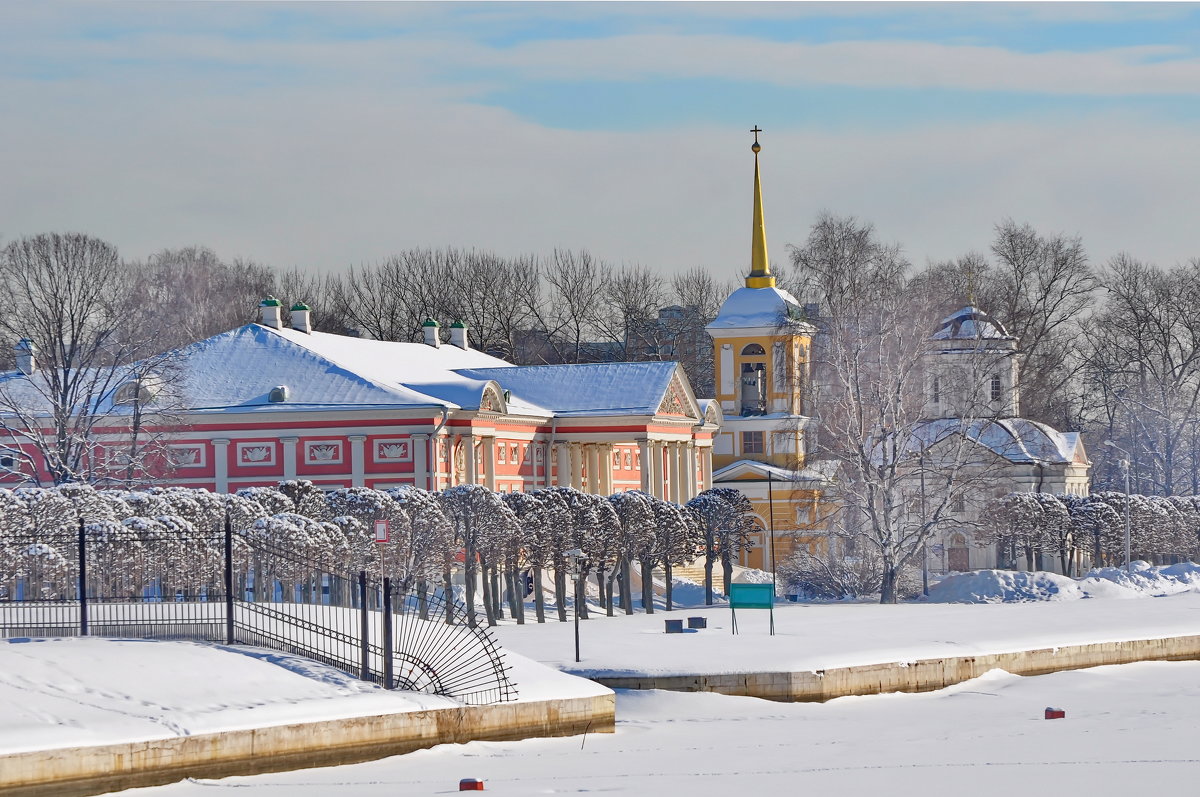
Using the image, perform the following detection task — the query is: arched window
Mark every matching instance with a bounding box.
[741,343,766,356]
[113,380,156,406]
[990,374,1002,402]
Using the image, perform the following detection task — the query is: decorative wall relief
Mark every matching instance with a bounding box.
[304,440,343,465]
[237,442,276,467]
[166,444,205,468]
[374,438,412,463]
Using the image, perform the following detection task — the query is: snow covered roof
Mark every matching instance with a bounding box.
[457,362,685,417]
[177,325,460,411]
[909,417,1085,465]
[713,458,837,485]
[931,306,1013,341]
[707,286,813,332]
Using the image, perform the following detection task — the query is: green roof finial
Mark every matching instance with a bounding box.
[260,295,282,307]
[422,318,440,327]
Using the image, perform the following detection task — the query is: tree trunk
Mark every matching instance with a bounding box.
[491,567,504,620]
[640,558,655,614]
[879,566,898,604]
[443,568,455,625]
[621,558,634,614]
[604,566,616,616]
[554,567,567,622]
[664,561,673,611]
[1024,545,1034,572]
[595,563,608,612]
[533,565,546,623]
[478,560,496,626]
[721,554,733,600]
[464,555,478,627]
[577,570,590,619]
[704,552,715,606]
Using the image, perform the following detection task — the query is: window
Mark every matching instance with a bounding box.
[931,376,940,404]
[741,343,766,356]
[497,445,507,463]
[951,495,965,513]
[741,431,765,454]
[990,375,1002,402]
[510,443,519,462]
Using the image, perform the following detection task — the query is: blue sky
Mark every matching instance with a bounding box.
[2,2,1199,276]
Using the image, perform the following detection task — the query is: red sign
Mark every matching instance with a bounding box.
[373,519,389,543]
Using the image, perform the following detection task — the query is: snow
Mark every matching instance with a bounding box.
[485,587,1200,678]
[931,305,1012,340]
[457,362,682,417]
[927,562,1200,603]
[707,285,810,330]
[908,416,1080,464]
[0,637,607,756]
[102,660,1200,796]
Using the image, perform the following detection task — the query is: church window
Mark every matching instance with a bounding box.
[951,495,965,513]
[931,377,940,404]
[741,343,766,356]
[990,375,1002,402]
[741,431,765,454]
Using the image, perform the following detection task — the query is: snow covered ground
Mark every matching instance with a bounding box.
[488,587,1200,678]
[107,660,1200,796]
[0,637,606,755]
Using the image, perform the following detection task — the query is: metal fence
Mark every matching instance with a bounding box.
[0,519,516,705]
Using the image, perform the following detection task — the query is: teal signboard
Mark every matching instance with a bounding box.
[728,583,775,635]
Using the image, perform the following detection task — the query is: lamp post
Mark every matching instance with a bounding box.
[1102,440,1133,574]
[564,548,583,663]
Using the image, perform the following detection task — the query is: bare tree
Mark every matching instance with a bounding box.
[0,234,187,485]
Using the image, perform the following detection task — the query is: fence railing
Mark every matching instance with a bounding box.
[0,518,516,706]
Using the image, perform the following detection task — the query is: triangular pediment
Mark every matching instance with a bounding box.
[656,367,702,420]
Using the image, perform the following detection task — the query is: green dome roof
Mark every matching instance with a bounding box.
[422,318,440,327]
[291,302,311,311]
[260,296,282,307]
[450,321,467,328]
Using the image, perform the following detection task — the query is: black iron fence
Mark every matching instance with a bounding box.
[0,519,516,705]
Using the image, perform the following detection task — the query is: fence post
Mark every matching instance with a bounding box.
[359,570,370,681]
[77,517,88,636]
[382,577,394,689]
[224,514,235,645]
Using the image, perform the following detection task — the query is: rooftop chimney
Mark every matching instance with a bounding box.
[290,302,312,334]
[14,338,36,375]
[422,318,441,348]
[260,296,283,330]
[449,321,469,349]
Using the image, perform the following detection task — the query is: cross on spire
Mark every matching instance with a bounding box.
[750,125,762,144]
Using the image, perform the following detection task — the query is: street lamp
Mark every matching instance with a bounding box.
[564,548,584,663]
[1102,440,1133,574]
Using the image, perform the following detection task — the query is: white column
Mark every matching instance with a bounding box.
[649,441,664,500]
[281,437,298,480]
[700,445,713,492]
[668,441,682,504]
[602,444,614,495]
[413,434,429,489]
[638,439,651,492]
[584,444,600,494]
[719,343,734,400]
[685,442,697,501]
[348,435,366,488]
[569,444,584,490]
[464,434,477,484]
[555,441,570,487]
[213,438,230,493]
[482,436,496,490]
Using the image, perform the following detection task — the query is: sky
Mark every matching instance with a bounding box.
[2,1,1199,279]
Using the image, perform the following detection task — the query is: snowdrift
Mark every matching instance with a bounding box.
[926,561,1200,603]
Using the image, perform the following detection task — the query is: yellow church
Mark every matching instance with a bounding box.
[706,130,836,572]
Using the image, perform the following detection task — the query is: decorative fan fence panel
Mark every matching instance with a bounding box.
[0,519,516,706]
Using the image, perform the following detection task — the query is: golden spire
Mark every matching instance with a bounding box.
[745,125,775,289]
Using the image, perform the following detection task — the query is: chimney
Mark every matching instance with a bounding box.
[14,338,36,375]
[290,302,312,334]
[422,318,441,348]
[449,321,469,349]
[259,296,283,329]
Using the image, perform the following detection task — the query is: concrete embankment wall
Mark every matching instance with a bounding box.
[1,693,614,797]
[593,634,1200,702]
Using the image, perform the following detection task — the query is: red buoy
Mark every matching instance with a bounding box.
[460,778,485,791]
[1044,707,1066,720]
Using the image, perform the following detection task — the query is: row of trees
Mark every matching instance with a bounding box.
[0,480,758,625]
[983,491,1200,577]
